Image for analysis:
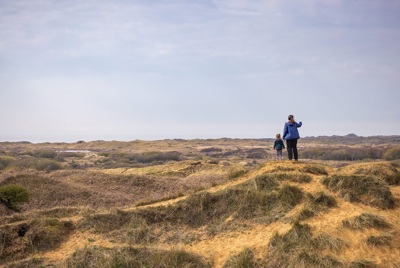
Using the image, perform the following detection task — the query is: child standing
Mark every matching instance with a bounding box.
[274,134,285,161]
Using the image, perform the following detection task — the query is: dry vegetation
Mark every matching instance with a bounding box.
[1,136,400,268]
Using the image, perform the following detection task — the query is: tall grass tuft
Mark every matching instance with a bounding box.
[277,184,304,207]
[302,164,329,175]
[342,213,391,229]
[321,175,395,209]
[222,248,260,268]
[64,246,211,268]
[366,233,393,247]
[265,222,344,267]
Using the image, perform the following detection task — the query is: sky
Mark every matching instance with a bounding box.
[1,0,400,142]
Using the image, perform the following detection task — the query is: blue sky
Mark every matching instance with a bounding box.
[1,0,399,142]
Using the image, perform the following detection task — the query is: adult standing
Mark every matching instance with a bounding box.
[283,115,302,161]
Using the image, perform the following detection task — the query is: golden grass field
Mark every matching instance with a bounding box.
[1,137,400,268]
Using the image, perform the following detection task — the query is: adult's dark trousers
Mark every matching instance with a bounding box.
[286,139,298,160]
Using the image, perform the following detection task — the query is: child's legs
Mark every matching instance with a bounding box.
[277,149,283,160]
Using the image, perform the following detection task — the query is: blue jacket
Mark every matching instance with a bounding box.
[283,121,302,140]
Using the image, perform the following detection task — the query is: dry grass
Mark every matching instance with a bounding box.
[1,138,400,268]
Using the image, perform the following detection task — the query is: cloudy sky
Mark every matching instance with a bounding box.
[1,0,399,142]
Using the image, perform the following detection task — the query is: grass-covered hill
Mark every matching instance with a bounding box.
[1,137,400,268]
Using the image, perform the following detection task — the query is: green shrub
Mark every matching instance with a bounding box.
[0,185,29,211]
[0,155,15,170]
[36,150,57,159]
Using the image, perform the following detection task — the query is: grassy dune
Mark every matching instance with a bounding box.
[1,138,400,268]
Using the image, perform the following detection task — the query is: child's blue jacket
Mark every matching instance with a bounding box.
[283,122,302,140]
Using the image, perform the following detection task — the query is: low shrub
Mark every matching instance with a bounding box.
[0,185,29,211]
[36,150,57,159]
[0,155,15,170]
[35,159,62,171]
[321,175,395,209]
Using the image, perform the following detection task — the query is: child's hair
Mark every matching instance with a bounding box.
[276,133,281,138]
